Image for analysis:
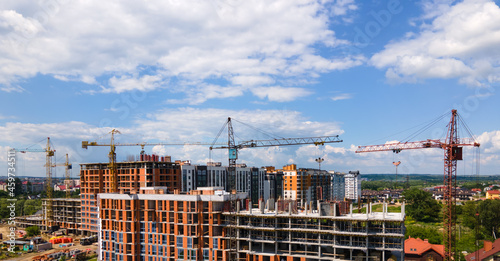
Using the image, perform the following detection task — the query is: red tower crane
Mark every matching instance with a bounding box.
[355,110,480,261]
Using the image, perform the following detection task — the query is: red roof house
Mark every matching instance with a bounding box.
[54,185,66,191]
[466,238,500,261]
[405,237,445,261]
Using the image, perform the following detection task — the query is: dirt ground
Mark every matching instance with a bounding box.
[7,243,98,261]
[0,224,98,261]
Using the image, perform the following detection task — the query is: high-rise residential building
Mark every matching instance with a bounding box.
[263,166,284,203]
[282,164,332,208]
[345,170,361,203]
[98,187,247,261]
[180,162,265,206]
[330,171,346,201]
[80,155,181,234]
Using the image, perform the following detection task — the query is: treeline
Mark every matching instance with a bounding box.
[0,192,43,219]
[402,188,500,253]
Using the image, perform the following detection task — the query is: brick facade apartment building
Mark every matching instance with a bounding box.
[98,187,247,261]
[80,156,181,234]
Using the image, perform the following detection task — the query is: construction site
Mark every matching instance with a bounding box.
[225,199,405,261]
[4,111,486,261]
[95,186,405,261]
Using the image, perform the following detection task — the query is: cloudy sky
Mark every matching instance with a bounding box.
[1,0,499,178]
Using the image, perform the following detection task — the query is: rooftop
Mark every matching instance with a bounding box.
[234,208,405,221]
[466,238,500,261]
[405,237,444,257]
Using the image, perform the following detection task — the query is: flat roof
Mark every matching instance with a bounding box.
[233,208,405,221]
[99,192,248,202]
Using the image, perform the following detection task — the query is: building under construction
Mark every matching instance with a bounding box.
[98,187,248,261]
[96,184,404,261]
[43,198,81,234]
[80,154,181,234]
[16,198,81,234]
[224,199,406,261]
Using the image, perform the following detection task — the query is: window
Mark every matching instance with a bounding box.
[177,236,183,247]
[178,249,184,259]
[213,238,218,249]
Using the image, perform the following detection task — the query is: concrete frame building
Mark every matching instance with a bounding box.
[98,187,247,261]
[80,155,181,234]
[345,171,361,203]
[225,200,406,261]
[16,214,45,229]
[43,198,82,234]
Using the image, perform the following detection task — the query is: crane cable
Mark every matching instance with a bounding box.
[402,111,449,142]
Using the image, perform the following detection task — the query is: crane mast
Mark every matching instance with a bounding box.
[64,154,71,198]
[108,129,120,193]
[355,110,480,261]
[14,137,56,231]
[45,138,54,229]
[443,109,459,261]
[52,154,72,198]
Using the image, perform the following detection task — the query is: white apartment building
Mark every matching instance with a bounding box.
[345,170,361,202]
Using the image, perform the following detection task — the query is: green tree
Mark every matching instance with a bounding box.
[26,226,40,237]
[478,199,500,239]
[23,199,42,216]
[14,178,23,196]
[461,201,479,229]
[402,188,441,222]
[406,225,442,244]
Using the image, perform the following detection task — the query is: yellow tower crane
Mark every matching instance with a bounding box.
[52,154,72,198]
[14,137,56,231]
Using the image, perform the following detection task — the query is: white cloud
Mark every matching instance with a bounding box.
[371,0,500,86]
[331,93,352,101]
[0,0,362,103]
[250,86,312,102]
[330,0,358,16]
[0,113,15,120]
[105,75,165,94]
[134,107,344,142]
[167,84,245,105]
[151,145,168,156]
[477,130,500,153]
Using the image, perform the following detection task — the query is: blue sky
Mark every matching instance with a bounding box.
[1,0,499,178]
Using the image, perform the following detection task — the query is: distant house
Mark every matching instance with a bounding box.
[465,238,500,261]
[405,237,444,261]
[54,185,67,191]
[457,189,474,201]
[486,190,500,200]
[0,181,7,191]
[22,181,29,192]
